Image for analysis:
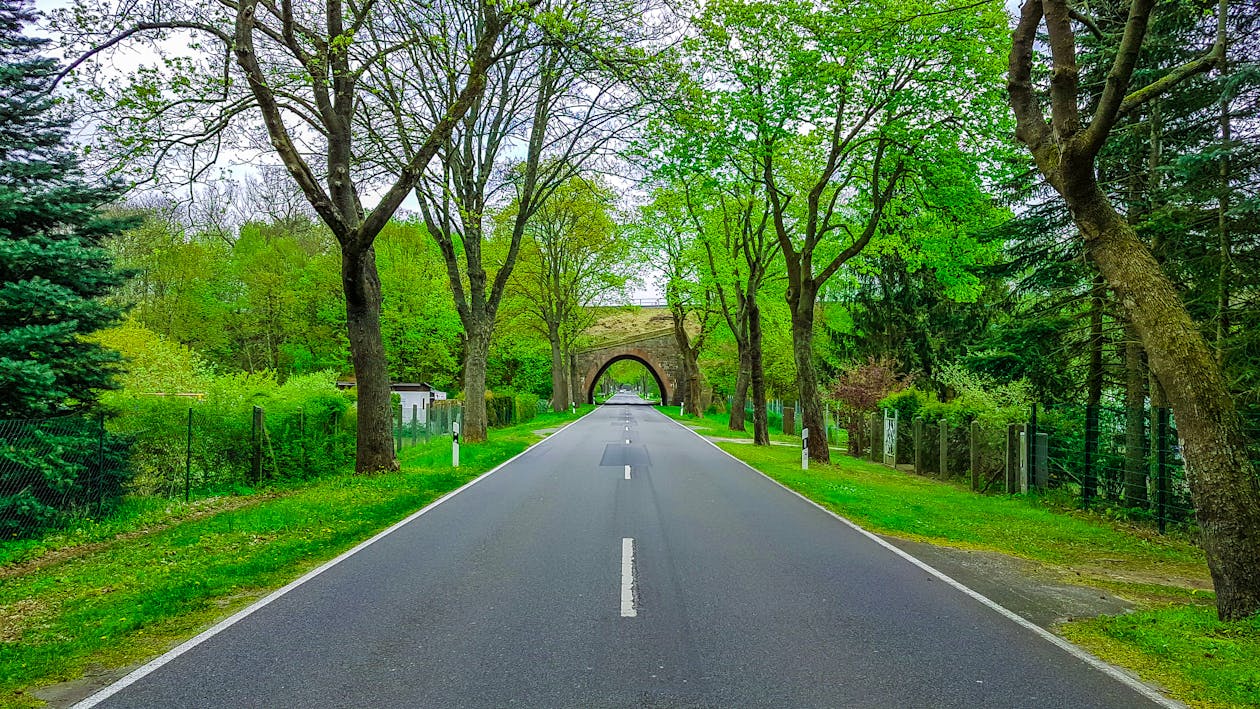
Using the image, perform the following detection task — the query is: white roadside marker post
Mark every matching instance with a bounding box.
[452,421,460,468]
[802,427,809,470]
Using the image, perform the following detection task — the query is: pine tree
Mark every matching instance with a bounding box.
[0,0,131,537]
[0,0,129,417]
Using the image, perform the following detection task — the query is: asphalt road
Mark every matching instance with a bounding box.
[82,395,1167,708]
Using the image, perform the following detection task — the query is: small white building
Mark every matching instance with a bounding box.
[394,382,447,424]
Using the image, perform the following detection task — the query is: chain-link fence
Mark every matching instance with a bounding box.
[0,414,129,541]
[845,404,1260,533]
[394,400,462,454]
[2,400,355,542]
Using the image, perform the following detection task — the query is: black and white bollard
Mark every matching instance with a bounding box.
[452,421,460,468]
[802,427,809,470]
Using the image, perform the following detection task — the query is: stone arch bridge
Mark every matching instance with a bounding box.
[575,327,686,405]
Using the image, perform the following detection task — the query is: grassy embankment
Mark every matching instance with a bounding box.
[0,406,591,708]
[661,407,1259,709]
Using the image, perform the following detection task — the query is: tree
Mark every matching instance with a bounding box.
[361,0,661,441]
[1008,0,1260,619]
[0,0,129,417]
[636,186,718,413]
[55,0,528,472]
[0,0,131,533]
[684,179,779,443]
[683,0,1010,462]
[375,220,463,392]
[505,173,629,411]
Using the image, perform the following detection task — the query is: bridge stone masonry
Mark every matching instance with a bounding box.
[575,327,687,405]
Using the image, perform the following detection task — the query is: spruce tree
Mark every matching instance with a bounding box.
[0,0,128,416]
[0,0,131,536]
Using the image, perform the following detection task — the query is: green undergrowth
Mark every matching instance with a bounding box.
[699,431,1260,708]
[0,406,591,708]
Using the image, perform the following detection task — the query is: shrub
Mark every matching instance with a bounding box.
[106,370,355,495]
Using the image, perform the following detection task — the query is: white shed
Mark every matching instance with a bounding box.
[393,382,447,424]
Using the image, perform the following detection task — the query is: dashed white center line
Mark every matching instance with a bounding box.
[624,465,631,480]
[625,438,630,444]
[620,537,637,618]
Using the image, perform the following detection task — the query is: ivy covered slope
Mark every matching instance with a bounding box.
[0,0,131,533]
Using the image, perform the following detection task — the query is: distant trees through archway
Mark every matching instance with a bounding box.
[591,357,664,404]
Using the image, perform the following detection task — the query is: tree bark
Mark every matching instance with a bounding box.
[729,342,750,431]
[568,352,580,407]
[549,322,567,412]
[1072,183,1260,620]
[461,324,491,443]
[1123,325,1148,508]
[669,306,705,415]
[788,290,829,461]
[748,299,770,445]
[343,245,397,472]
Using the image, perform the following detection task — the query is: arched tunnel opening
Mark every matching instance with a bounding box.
[588,356,667,405]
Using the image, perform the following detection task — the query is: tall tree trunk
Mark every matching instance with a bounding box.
[685,357,704,415]
[729,340,750,431]
[343,245,397,472]
[548,322,567,413]
[1071,184,1260,621]
[1123,326,1148,508]
[462,323,491,443]
[788,288,828,462]
[669,308,703,415]
[748,299,769,445]
[1216,84,1232,367]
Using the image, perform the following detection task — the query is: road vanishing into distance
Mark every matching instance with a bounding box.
[81,393,1168,708]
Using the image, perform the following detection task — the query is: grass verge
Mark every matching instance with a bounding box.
[661,407,845,447]
[0,406,591,708]
[659,407,1259,709]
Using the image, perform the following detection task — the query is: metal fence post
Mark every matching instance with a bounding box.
[913,417,924,474]
[1026,404,1038,490]
[252,405,264,484]
[1084,404,1098,509]
[938,419,948,478]
[970,421,980,492]
[185,408,193,503]
[298,407,306,474]
[96,412,106,516]
[1157,407,1169,533]
[1005,423,1020,493]
[869,413,880,462]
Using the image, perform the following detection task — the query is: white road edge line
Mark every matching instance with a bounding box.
[624,464,631,480]
[73,407,603,709]
[656,410,1183,709]
[621,537,637,618]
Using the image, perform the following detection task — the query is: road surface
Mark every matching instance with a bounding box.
[81,395,1167,708]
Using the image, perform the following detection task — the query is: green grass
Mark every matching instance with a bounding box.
[0,406,591,708]
[680,426,1260,708]
[660,406,846,446]
[1062,607,1260,709]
